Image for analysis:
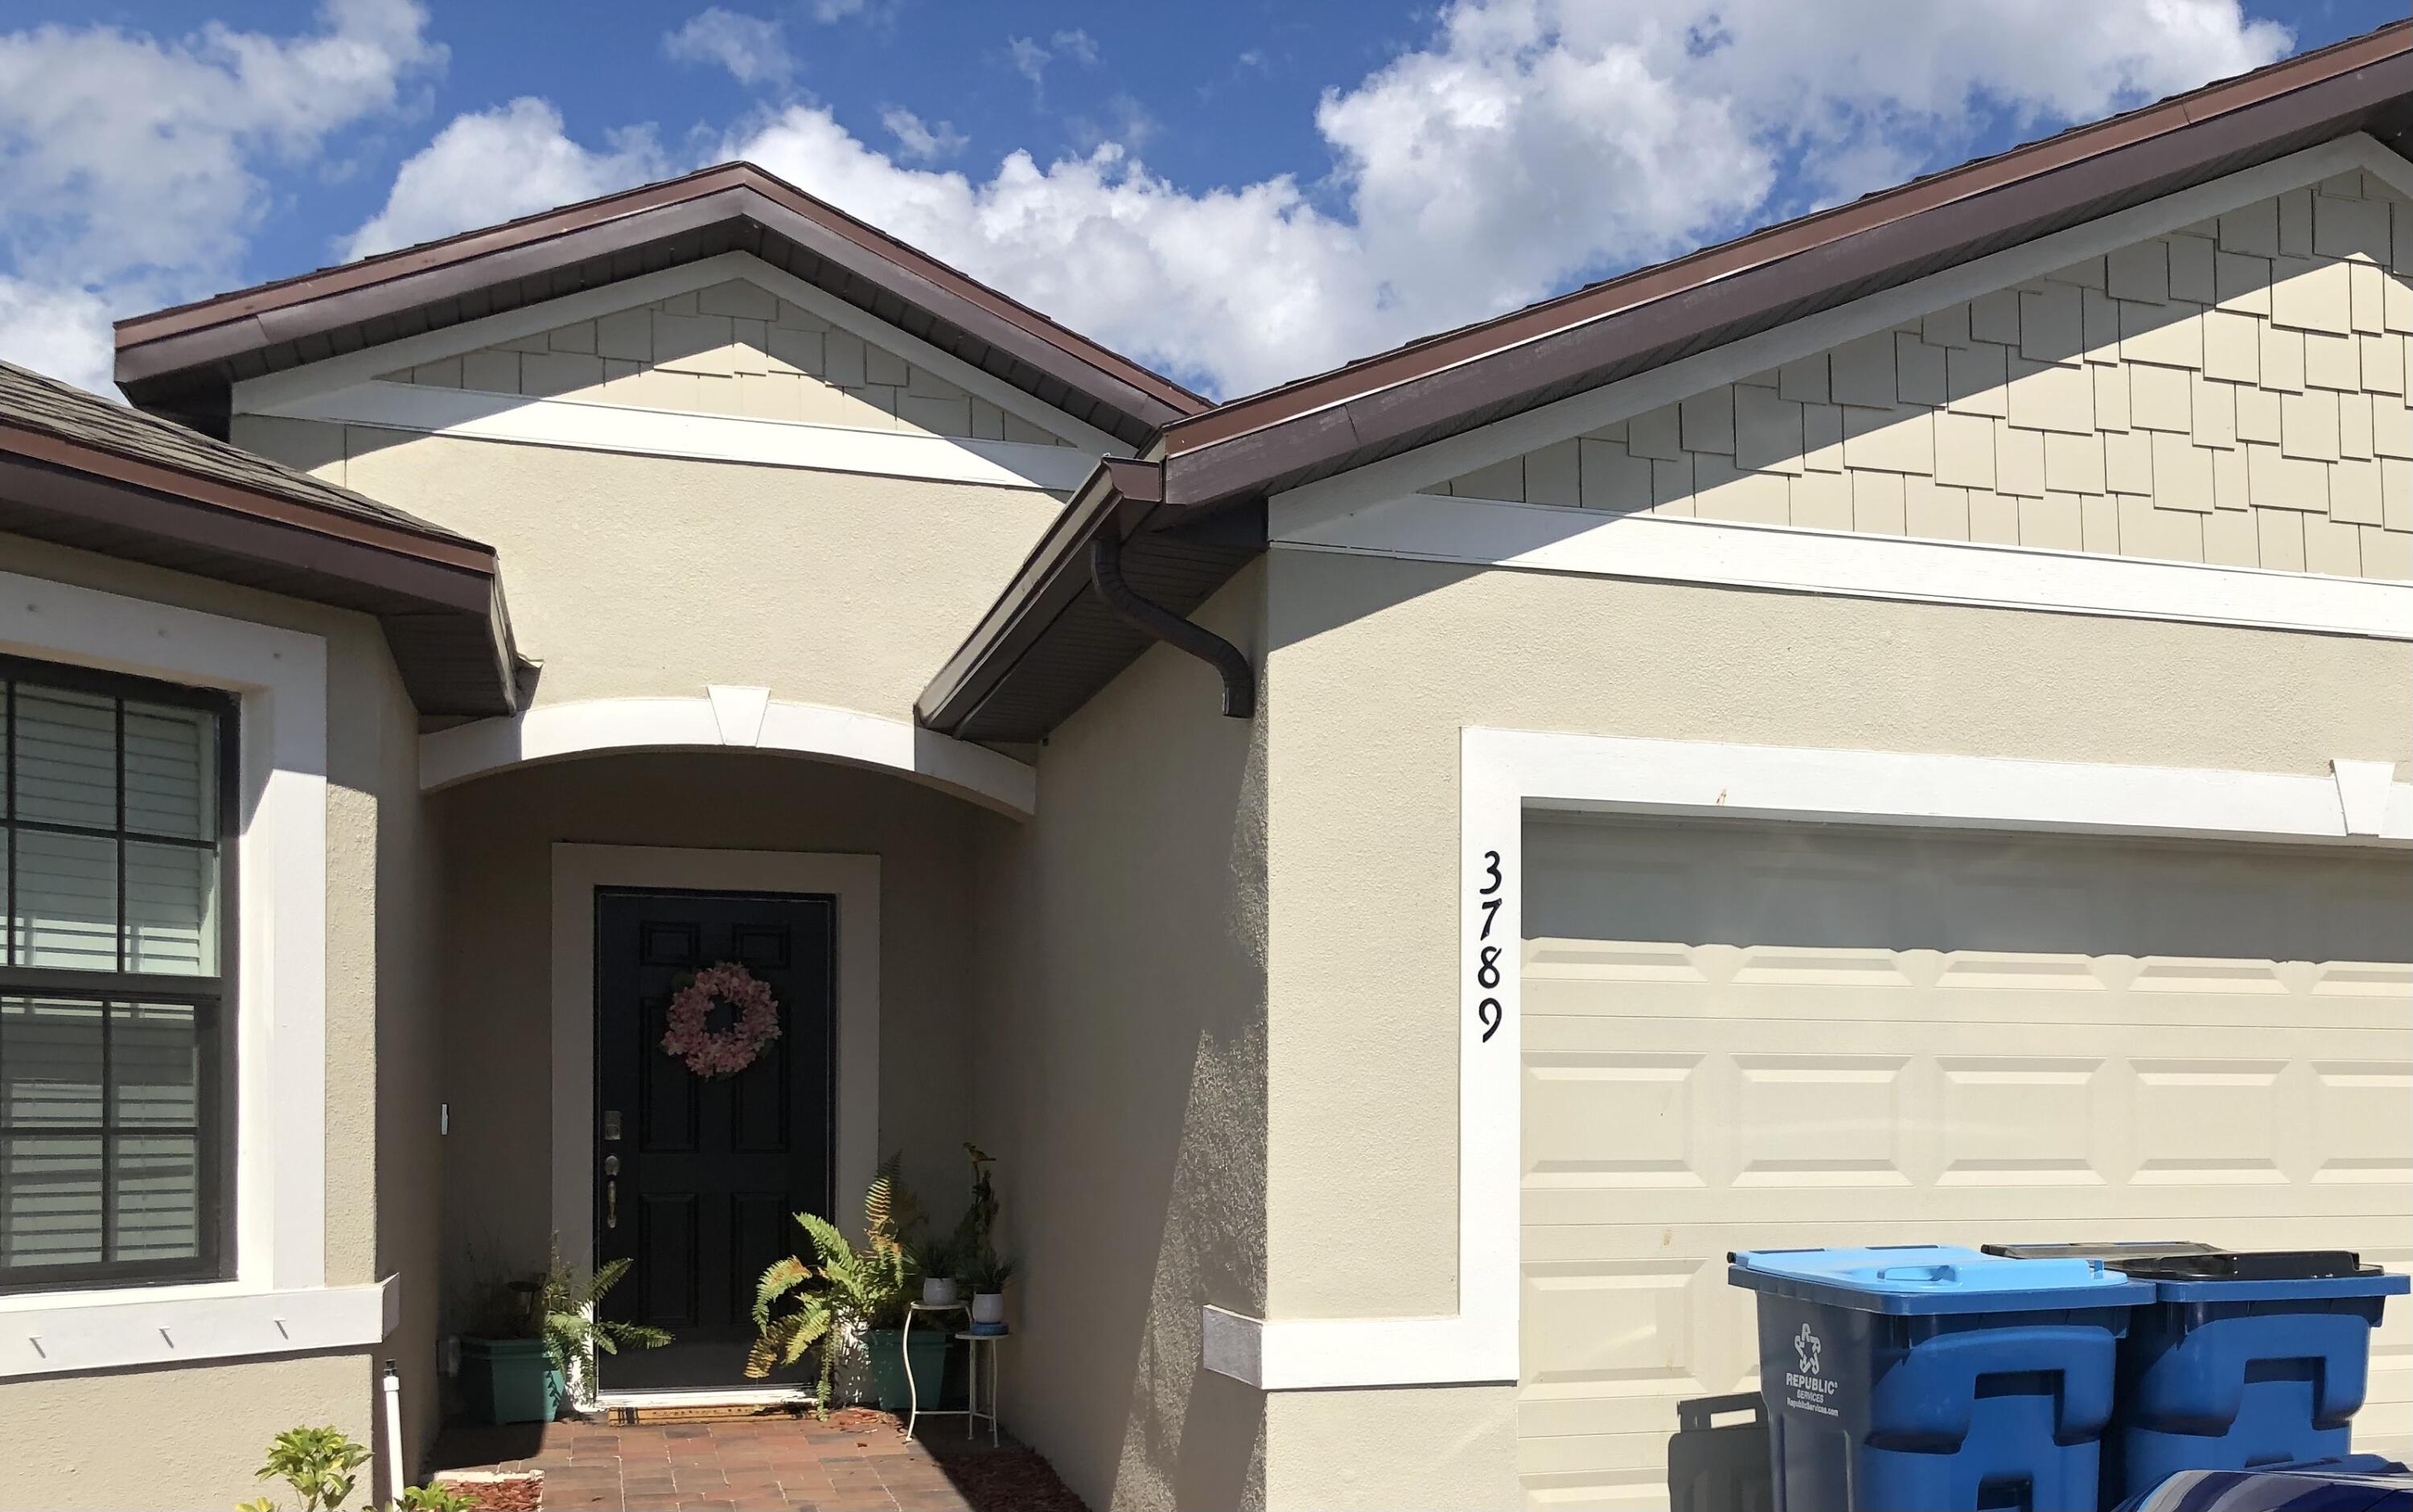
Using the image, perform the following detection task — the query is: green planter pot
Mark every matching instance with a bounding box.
[863,1327,952,1413]
[459,1337,561,1425]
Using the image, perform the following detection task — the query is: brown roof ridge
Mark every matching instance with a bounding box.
[1163,16,2413,455]
[114,158,1206,417]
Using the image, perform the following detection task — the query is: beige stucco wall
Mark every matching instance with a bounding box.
[2,1354,380,1510]
[1438,168,2413,578]
[0,534,442,1507]
[966,563,1269,1512]
[375,275,1075,446]
[230,419,1067,724]
[427,750,1009,1313]
[1256,545,2412,1506]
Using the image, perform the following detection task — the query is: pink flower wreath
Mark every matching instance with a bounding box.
[660,962,782,1078]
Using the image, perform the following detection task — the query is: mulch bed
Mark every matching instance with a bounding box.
[429,1469,544,1510]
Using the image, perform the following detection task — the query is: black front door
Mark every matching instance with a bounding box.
[594,888,835,1391]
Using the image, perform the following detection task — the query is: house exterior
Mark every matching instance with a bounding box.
[2,23,2409,1511]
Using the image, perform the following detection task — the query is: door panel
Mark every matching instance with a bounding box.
[594,889,835,1391]
[1515,817,2413,1510]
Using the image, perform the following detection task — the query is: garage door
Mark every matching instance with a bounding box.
[1516,814,2412,1510]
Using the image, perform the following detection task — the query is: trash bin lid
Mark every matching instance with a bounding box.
[1984,1241,2222,1263]
[1729,1244,2154,1316]
[1987,1244,2410,1301]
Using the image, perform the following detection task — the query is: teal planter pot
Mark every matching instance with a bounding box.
[459,1337,561,1424]
[862,1327,952,1413]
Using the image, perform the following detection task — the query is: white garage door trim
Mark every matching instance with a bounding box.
[1202,731,2411,1391]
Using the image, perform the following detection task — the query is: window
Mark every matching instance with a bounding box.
[1,655,235,1292]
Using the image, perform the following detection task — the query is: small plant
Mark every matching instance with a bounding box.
[948,1143,1017,1296]
[237,1425,368,1512]
[962,1249,1017,1294]
[234,1425,494,1512]
[747,1153,919,1414]
[530,1235,672,1401]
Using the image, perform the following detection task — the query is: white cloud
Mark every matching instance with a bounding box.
[1005,36,1051,95]
[1050,29,1101,68]
[710,0,2289,397]
[0,0,446,393]
[663,8,792,88]
[881,108,968,162]
[343,98,671,260]
[810,0,866,21]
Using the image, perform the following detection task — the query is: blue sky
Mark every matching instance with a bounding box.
[2,1,2403,399]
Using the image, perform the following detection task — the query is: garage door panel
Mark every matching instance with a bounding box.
[1518,817,2412,1509]
[1527,953,2408,1032]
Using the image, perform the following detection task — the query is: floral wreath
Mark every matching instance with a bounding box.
[660,962,782,1078]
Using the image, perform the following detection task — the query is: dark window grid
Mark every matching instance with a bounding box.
[0,990,217,1287]
[0,657,236,1293]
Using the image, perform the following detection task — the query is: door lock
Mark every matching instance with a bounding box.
[602,1110,622,1141]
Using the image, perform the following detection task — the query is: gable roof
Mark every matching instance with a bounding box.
[0,360,517,716]
[113,161,1206,446]
[919,20,2413,742]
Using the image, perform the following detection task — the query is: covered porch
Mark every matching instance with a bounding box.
[424,717,1024,1410]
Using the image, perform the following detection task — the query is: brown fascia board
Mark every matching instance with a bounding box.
[0,450,499,617]
[115,164,1202,432]
[915,457,1165,730]
[1157,24,2413,504]
[0,437,516,716]
[0,421,497,585]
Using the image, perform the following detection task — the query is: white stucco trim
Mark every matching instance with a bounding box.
[230,249,1128,458]
[258,380,1100,494]
[420,692,1037,818]
[0,1280,397,1380]
[1204,731,2412,1391]
[1273,491,2413,641]
[1272,134,2413,531]
[0,570,351,1378]
[548,845,882,1306]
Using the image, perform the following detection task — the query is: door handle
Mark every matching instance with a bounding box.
[604,1154,619,1230]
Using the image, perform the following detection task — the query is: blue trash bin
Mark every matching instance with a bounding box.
[1987,1247,2408,1504]
[1731,1245,2152,1512]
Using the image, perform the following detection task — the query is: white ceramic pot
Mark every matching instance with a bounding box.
[970,1292,1005,1327]
[921,1277,960,1307]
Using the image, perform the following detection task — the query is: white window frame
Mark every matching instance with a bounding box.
[0,568,393,1379]
[1203,729,2411,1391]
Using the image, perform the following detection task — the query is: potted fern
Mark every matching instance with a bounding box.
[748,1155,943,1415]
[461,1238,669,1423]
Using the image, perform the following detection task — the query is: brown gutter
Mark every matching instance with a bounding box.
[0,421,497,577]
[1158,20,2412,477]
[916,458,1163,730]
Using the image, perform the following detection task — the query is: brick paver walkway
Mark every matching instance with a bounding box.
[426,1407,1086,1512]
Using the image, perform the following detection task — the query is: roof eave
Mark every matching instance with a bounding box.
[0,435,517,717]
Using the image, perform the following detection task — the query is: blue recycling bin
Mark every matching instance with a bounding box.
[1730,1245,2152,1512]
[1988,1247,2408,1505]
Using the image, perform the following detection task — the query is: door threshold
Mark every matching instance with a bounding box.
[591,1386,816,1424]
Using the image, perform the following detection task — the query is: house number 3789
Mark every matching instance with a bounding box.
[1474,848,1504,1043]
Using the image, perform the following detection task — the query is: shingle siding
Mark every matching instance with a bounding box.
[380,279,1074,448]
[1428,171,2413,581]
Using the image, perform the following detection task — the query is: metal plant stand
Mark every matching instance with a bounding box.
[956,1329,1007,1446]
[901,1301,963,1442]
